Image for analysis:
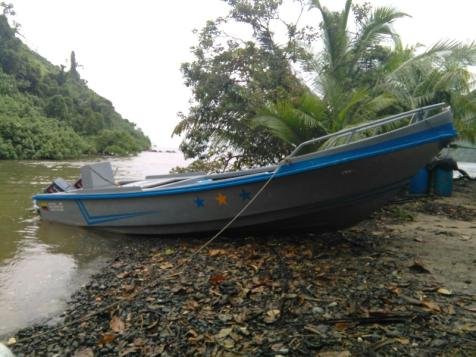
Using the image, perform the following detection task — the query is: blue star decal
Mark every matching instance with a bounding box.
[194,197,205,207]
[239,189,252,201]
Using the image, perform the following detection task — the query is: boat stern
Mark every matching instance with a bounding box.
[34,197,87,226]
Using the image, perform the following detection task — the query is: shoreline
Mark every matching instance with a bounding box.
[6,180,476,355]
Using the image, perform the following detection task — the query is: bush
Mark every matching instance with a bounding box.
[0,115,90,159]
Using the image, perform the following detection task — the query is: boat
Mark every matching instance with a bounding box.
[33,103,457,235]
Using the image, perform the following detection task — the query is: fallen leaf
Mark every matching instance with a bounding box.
[7,337,16,345]
[390,286,402,295]
[233,312,247,323]
[221,338,235,349]
[397,337,410,345]
[462,304,476,313]
[421,299,441,312]
[163,248,175,255]
[455,322,476,332]
[250,264,260,272]
[251,285,265,294]
[110,315,125,333]
[271,343,288,353]
[185,299,199,310]
[208,249,226,256]
[73,347,94,357]
[229,330,242,342]
[218,313,233,322]
[111,261,124,269]
[146,320,159,329]
[116,271,130,279]
[209,274,226,285]
[409,260,431,274]
[186,329,198,338]
[437,288,452,296]
[159,262,173,269]
[237,326,250,336]
[253,334,264,344]
[264,309,280,323]
[215,327,232,339]
[335,322,351,331]
[122,283,135,293]
[304,324,326,335]
[98,333,116,345]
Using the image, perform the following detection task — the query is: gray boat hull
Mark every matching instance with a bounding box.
[34,107,456,235]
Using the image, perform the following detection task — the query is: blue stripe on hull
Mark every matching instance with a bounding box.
[76,200,159,225]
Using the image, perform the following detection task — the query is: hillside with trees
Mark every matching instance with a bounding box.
[0,6,150,159]
[175,0,476,171]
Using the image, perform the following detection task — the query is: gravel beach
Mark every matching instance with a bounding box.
[6,180,476,356]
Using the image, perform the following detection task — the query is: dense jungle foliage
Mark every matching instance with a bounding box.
[0,8,150,159]
[175,0,476,171]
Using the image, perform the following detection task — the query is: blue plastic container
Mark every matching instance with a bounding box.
[409,167,429,194]
[433,167,453,196]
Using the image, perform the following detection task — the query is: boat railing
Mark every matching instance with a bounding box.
[287,103,449,160]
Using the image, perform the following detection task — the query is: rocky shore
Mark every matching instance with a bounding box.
[6,180,476,356]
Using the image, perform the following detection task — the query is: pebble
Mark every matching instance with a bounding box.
[312,307,324,314]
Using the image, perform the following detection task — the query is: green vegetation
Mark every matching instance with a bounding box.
[0,8,150,159]
[175,0,476,170]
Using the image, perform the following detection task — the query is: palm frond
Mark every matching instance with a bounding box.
[251,115,300,145]
[351,7,408,63]
[310,0,351,73]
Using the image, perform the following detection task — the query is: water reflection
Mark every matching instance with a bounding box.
[0,151,187,337]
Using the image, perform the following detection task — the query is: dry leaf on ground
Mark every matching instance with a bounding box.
[110,316,125,333]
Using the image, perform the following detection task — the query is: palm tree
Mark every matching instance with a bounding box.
[380,40,476,141]
[251,90,328,146]
[252,0,406,145]
[253,1,476,145]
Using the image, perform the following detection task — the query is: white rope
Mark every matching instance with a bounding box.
[186,160,286,258]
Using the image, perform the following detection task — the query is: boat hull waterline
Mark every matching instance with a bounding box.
[33,108,457,235]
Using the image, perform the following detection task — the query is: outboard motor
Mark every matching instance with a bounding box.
[44,178,73,193]
[42,162,115,194]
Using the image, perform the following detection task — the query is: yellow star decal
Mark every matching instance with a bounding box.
[215,193,228,205]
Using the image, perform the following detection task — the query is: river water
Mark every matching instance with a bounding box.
[0,151,187,337]
[0,152,474,337]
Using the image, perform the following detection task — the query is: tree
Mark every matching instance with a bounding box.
[252,0,405,145]
[0,2,14,16]
[69,50,80,81]
[380,41,476,141]
[253,1,476,147]
[45,94,68,119]
[174,0,318,170]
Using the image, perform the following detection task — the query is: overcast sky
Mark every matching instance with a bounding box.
[8,0,476,148]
